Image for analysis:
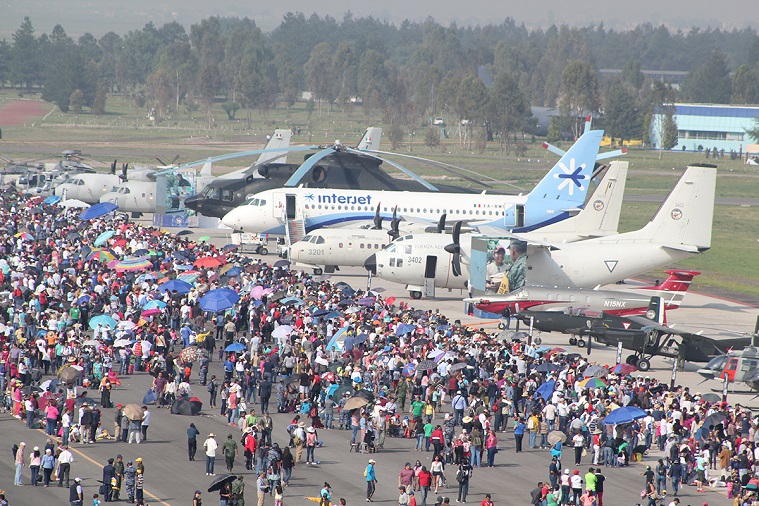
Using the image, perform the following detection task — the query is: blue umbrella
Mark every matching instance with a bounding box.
[94,230,115,247]
[536,380,556,401]
[136,273,157,283]
[395,323,416,336]
[143,300,167,310]
[536,363,559,373]
[79,202,119,220]
[402,363,417,377]
[43,195,61,205]
[602,406,647,425]
[223,266,243,277]
[199,288,240,312]
[143,389,157,405]
[313,309,330,317]
[76,295,91,305]
[281,296,304,306]
[158,279,193,294]
[225,342,246,352]
[355,333,369,344]
[326,311,342,320]
[88,314,117,329]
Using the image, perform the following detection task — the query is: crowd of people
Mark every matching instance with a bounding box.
[0,187,757,506]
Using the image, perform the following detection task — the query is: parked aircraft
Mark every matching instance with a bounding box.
[696,318,759,383]
[221,128,606,236]
[364,161,628,298]
[55,160,154,204]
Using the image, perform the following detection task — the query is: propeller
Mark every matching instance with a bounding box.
[388,206,400,240]
[156,155,180,167]
[109,159,117,175]
[444,221,463,277]
[120,163,129,182]
[586,334,592,355]
[372,203,382,230]
[437,213,447,233]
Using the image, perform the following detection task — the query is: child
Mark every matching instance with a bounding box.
[274,484,284,506]
[93,493,101,506]
[136,469,144,505]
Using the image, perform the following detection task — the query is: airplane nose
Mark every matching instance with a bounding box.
[364,254,377,275]
[221,211,238,229]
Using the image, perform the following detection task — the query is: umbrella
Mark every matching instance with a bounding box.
[194,256,223,268]
[208,474,237,493]
[612,363,638,375]
[76,295,91,305]
[345,307,361,314]
[282,374,301,388]
[385,296,396,305]
[198,235,211,242]
[176,230,192,236]
[87,250,116,263]
[273,259,290,268]
[221,244,238,252]
[313,309,330,317]
[143,300,167,310]
[326,311,341,320]
[536,363,559,373]
[21,385,42,396]
[272,325,294,339]
[357,297,375,306]
[703,412,728,428]
[545,347,566,359]
[159,279,193,294]
[402,363,417,377]
[700,393,721,403]
[113,257,153,272]
[94,230,115,247]
[141,308,162,318]
[79,202,118,220]
[343,396,370,411]
[395,323,415,336]
[60,199,90,209]
[536,380,556,401]
[88,314,117,329]
[113,338,133,348]
[354,390,375,402]
[171,398,198,416]
[417,360,436,370]
[577,377,608,389]
[58,366,81,384]
[281,296,303,306]
[583,365,609,378]
[188,397,203,414]
[547,431,567,445]
[180,347,200,362]
[39,378,62,393]
[14,231,34,240]
[223,266,242,277]
[123,403,143,420]
[448,362,467,373]
[225,342,246,352]
[43,195,62,205]
[65,231,81,241]
[199,288,240,312]
[314,357,329,367]
[82,339,100,348]
[602,406,647,425]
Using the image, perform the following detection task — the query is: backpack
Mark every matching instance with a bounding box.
[527,418,535,430]
[12,443,18,459]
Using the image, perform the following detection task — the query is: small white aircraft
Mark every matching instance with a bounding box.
[367,163,715,299]
[365,161,628,298]
[54,160,154,203]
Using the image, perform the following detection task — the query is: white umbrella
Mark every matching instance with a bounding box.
[59,199,90,209]
[113,338,133,348]
[118,320,135,330]
[315,357,329,366]
[83,340,100,347]
[70,365,84,371]
[345,307,361,314]
[272,325,294,338]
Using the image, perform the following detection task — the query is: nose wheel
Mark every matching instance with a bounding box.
[409,291,422,300]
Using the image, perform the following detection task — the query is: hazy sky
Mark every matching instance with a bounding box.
[2,0,757,37]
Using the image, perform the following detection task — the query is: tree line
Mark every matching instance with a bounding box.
[1,14,758,147]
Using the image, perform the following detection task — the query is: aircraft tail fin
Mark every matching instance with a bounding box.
[645,296,666,325]
[256,129,292,165]
[529,160,627,238]
[639,269,700,308]
[527,129,603,206]
[625,165,716,251]
[199,160,213,177]
[356,127,382,151]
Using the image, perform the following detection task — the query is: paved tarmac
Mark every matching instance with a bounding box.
[0,224,749,506]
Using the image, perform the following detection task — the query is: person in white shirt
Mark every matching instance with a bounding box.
[204,433,218,476]
[57,445,74,488]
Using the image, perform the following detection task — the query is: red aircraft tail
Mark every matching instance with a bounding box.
[639,270,700,308]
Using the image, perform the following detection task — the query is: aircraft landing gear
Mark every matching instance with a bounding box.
[577,339,586,348]
[569,337,578,346]
[637,358,651,371]
[625,354,638,365]
[409,291,422,300]
[313,268,323,275]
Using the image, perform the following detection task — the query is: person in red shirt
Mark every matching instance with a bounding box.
[479,494,494,506]
[243,428,257,470]
[408,491,417,506]
[417,465,432,506]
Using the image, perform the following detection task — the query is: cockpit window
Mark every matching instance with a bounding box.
[405,244,413,255]
[384,243,397,253]
[205,187,221,200]
[302,234,313,242]
[315,236,325,244]
[222,189,233,202]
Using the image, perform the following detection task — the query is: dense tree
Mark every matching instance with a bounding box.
[456,74,488,148]
[732,65,759,104]
[682,50,732,103]
[604,81,641,142]
[621,59,644,89]
[746,119,759,143]
[487,71,530,154]
[559,60,600,137]
[305,42,336,115]
[10,17,41,88]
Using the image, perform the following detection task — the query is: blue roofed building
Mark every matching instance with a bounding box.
[650,103,759,153]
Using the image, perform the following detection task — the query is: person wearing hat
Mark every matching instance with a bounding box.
[113,454,125,501]
[365,459,377,502]
[102,457,116,501]
[223,433,239,472]
[486,246,508,293]
[305,426,318,465]
[193,489,202,506]
[14,441,25,486]
[204,433,218,476]
[70,477,84,506]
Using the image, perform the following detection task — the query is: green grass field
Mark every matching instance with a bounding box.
[2,92,758,300]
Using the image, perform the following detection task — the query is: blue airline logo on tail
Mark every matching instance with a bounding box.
[554,158,587,196]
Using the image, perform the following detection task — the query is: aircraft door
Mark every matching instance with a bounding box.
[272,192,285,220]
[423,255,437,298]
[285,194,297,220]
[724,358,739,381]
[503,204,525,228]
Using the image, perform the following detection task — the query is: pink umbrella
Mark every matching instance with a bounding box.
[250,285,264,300]
[141,308,162,318]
